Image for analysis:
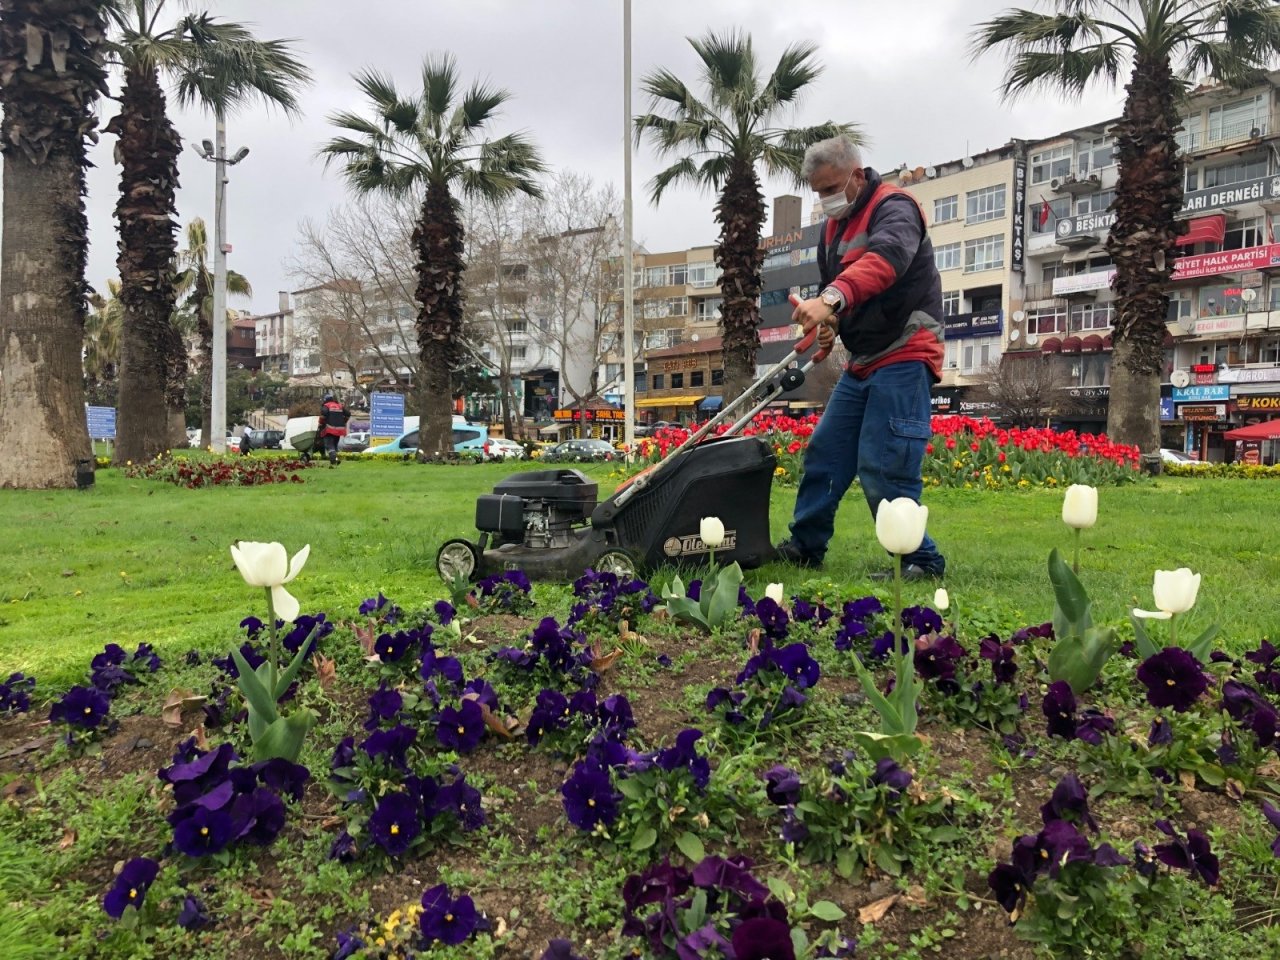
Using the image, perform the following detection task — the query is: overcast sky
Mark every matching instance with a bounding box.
[81,0,1126,315]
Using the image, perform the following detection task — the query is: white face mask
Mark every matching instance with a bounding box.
[819,170,857,220]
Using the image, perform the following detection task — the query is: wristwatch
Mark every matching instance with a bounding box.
[820,289,841,322]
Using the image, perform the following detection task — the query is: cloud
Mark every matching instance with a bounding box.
[78,0,1124,314]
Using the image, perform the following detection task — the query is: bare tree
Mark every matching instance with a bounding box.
[975,353,1072,427]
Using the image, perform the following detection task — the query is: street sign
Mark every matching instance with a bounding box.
[370,392,405,437]
[86,406,116,439]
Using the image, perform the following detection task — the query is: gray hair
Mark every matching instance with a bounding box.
[801,135,862,181]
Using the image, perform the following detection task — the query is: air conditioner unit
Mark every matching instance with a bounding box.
[1050,178,1062,190]
[1087,173,1100,184]
[1251,126,1263,138]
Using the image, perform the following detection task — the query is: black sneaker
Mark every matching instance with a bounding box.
[774,539,823,569]
[870,563,943,583]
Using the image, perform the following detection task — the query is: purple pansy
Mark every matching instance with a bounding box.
[437,699,486,754]
[419,883,479,945]
[103,857,159,918]
[1137,647,1209,713]
[368,791,421,857]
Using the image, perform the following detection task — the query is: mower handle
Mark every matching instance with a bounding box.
[787,293,832,363]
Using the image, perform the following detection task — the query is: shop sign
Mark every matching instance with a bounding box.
[1056,211,1117,240]
[1219,366,1280,384]
[943,310,1003,338]
[1182,174,1280,214]
[1173,243,1280,281]
[1179,404,1226,421]
[1172,384,1229,402]
[1052,269,1114,295]
[760,324,797,344]
[1234,395,1280,412]
[1193,315,1245,336]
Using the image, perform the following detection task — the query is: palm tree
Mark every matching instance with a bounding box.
[172,218,252,446]
[0,1,110,488]
[320,55,546,456]
[971,1,1280,460]
[634,31,858,402]
[103,1,309,463]
[85,280,124,402]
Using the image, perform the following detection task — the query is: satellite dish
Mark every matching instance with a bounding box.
[961,156,975,169]
[690,333,699,342]
[1012,310,1026,323]
[1171,369,1191,388]
[925,166,937,179]
[1009,328,1021,341]
[1026,332,1039,346]
[913,166,926,181]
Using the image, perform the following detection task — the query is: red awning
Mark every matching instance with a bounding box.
[1080,334,1104,353]
[1102,334,1114,351]
[1060,336,1083,353]
[1176,214,1227,247]
[1040,336,1062,354]
[1224,418,1280,441]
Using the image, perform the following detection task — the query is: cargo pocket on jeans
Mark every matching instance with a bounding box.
[886,417,932,479]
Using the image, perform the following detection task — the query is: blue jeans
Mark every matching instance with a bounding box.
[788,361,944,571]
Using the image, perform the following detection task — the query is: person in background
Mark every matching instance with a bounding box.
[774,134,946,582]
[318,394,349,467]
[240,426,253,456]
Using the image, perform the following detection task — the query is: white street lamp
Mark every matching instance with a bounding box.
[193,118,250,454]
[621,0,637,459]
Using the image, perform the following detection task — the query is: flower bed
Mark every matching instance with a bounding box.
[123,452,312,488]
[632,414,1141,488]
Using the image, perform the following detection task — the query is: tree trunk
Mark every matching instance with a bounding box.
[414,183,465,458]
[715,159,767,404]
[1105,53,1184,464]
[109,64,182,464]
[499,370,513,438]
[0,0,108,488]
[196,273,213,447]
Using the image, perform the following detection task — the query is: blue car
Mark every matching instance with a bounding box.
[365,424,490,457]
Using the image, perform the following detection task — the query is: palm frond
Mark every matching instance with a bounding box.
[969,9,1102,58]
[752,40,822,117]
[775,122,865,153]
[1184,1,1280,82]
[1000,43,1124,99]
[421,54,460,120]
[690,29,759,117]
[647,157,701,204]
[171,13,311,118]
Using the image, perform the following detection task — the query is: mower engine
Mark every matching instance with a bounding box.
[475,469,598,550]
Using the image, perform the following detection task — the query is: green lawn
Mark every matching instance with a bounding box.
[3,459,1278,686]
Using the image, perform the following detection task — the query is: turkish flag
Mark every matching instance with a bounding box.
[1038,200,1051,228]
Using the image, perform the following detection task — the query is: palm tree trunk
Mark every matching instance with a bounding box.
[1106,53,1184,465]
[715,158,766,404]
[195,273,213,447]
[0,0,107,488]
[109,63,183,463]
[414,183,465,458]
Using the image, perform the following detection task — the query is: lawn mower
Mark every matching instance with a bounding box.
[435,296,829,583]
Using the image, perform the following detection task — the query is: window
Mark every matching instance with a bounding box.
[1260,338,1280,364]
[711,369,724,386]
[668,264,687,286]
[510,319,528,334]
[695,297,723,320]
[1201,156,1269,189]
[760,288,792,308]
[642,297,689,320]
[1029,306,1068,335]
[934,242,961,272]
[961,335,1000,375]
[634,368,647,392]
[943,339,960,369]
[934,195,958,223]
[671,373,684,389]
[651,373,665,390]
[688,261,720,287]
[1166,289,1194,324]
[1199,283,1244,317]
[1070,302,1114,331]
[452,429,481,444]
[1074,189,1115,216]
[1032,196,1071,233]
[966,184,1006,224]
[511,345,527,360]
[1075,137,1115,176]
[1031,144,1072,184]
[1208,94,1266,144]
[1077,353,1110,387]
[942,290,961,316]
[1222,217,1265,251]
[691,370,704,387]
[964,235,1004,273]
[604,362,623,383]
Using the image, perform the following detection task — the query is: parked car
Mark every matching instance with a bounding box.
[483,437,526,460]
[225,434,241,453]
[1160,448,1209,468]
[337,430,370,453]
[244,429,284,451]
[540,438,617,463]
[364,424,490,457]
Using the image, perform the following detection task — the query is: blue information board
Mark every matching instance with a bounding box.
[370,392,405,437]
[86,405,117,439]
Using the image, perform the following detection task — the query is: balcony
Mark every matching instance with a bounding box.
[1179,116,1269,154]
[1051,173,1102,195]
[1023,281,1057,302]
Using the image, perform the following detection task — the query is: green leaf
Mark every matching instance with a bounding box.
[616,778,646,800]
[1196,763,1226,787]
[251,709,315,763]
[835,848,857,879]
[1186,622,1221,663]
[675,832,705,863]
[851,731,922,763]
[630,826,657,852]
[808,900,847,922]
[1130,614,1160,660]
[1048,548,1091,632]
[274,630,318,699]
[873,845,903,877]
[1047,626,1117,695]
[849,656,903,734]
[704,563,744,629]
[766,876,794,904]
[230,647,278,724]
[928,826,963,844]
[890,648,921,735]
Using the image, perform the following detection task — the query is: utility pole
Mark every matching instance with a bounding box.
[622,0,637,458]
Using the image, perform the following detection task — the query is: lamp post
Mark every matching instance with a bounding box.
[193,118,250,454]
[621,0,637,459]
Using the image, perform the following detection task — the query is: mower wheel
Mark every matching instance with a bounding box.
[436,539,480,582]
[595,549,639,580]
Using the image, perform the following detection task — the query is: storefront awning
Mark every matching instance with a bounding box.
[698,396,724,411]
[1062,245,1107,264]
[1060,335,1084,353]
[1176,214,1226,247]
[1080,334,1104,353]
[538,422,571,435]
[1041,336,1063,354]
[1102,334,1114,351]
[634,394,704,409]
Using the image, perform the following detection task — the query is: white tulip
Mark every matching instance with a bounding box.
[1132,608,1173,620]
[230,541,310,623]
[1061,484,1098,530]
[1152,568,1201,615]
[765,582,785,604]
[700,517,725,549]
[874,498,928,556]
[934,588,949,612]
